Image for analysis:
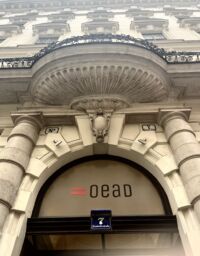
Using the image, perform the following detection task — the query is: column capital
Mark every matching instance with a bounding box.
[158,108,191,127]
[11,112,44,131]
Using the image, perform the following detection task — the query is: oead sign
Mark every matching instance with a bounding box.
[70,184,133,198]
[39,160,165,217]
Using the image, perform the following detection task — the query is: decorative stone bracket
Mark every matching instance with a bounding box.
[89,109,111,143]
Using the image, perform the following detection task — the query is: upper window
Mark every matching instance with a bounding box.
[36,36,59,44]
[180,17,200,33]
[130,18,168,35]
[82,19,119,34]
[33,22,70,39]
[142,33,166,40]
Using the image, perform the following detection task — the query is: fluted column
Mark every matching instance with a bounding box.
[159,109,200,220]
[0,113,43,230]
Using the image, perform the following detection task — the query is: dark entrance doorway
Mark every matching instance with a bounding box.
[22,215,184,256]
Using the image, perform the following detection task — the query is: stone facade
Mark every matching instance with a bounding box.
[0,0,200,256]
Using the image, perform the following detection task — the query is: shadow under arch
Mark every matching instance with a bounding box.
[32,154,172,217]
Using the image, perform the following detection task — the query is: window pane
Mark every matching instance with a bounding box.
[38,160,165,217]
[36,37,58,44]
[143,33,165,40]
[25,232,185,255]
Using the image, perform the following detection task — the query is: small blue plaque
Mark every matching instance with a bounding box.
[91,210,112,230]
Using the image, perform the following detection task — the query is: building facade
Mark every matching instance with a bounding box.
[0,0,200,255]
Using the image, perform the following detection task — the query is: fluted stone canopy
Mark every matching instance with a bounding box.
[30,40,171,109]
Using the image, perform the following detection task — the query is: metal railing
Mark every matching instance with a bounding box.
[0,34,200,69]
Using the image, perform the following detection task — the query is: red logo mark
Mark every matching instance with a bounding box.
[70,187,87,196]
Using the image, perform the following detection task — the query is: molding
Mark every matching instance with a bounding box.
[164,7,194,16]
[31,57,169,106]
[0,198,11,209]
[33,22,70,37]
[126,8,153,17]
[7,106,193,126]
[11,112,44,130]
[158,108,191,126]
[81,19,119,33]
[130,18,168,33]
[70,95,130,111]
[87,10,114,19]
[48,11,75,21]
[180,17,200,32]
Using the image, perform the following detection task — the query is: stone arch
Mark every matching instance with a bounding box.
[28,145,177,217]
[1,121,199,256]
[32,154,173,218]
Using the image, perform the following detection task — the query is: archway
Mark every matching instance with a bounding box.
[21,155,184,256]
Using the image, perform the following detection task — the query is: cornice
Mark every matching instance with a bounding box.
[11,106,192,126]
[157,108,191,126]
[11,112,44,130]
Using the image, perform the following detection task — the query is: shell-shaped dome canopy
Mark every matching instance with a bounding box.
[30,34,171,109]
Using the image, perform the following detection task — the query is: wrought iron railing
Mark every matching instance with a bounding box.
[0,34,200,69]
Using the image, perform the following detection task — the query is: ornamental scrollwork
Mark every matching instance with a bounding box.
[89,109,111,143]
[0,34,200,69]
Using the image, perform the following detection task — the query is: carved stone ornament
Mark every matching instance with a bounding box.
[70,95,129,111]
[89,109,111,143]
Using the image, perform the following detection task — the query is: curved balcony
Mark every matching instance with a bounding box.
[0,34,200,106]
[29,34,171,108]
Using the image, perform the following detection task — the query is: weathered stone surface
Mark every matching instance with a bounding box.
[161,110,200,223]
[155,155,178,175]
[75,115,93,146]
[30,44,170,106]
[0,114,42,233]
[8,123,39,144]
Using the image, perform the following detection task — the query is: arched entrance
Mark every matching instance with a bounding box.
[21,156,184,256]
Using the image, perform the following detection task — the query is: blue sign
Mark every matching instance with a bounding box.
[91,210,112,230]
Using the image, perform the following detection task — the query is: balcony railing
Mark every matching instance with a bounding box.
[0,34,200,69]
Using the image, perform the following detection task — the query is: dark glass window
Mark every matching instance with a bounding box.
[142,33,166,40]
[36,37,58,44]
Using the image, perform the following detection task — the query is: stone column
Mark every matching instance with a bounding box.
[159,109,200,220]
[0,113,43,230]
